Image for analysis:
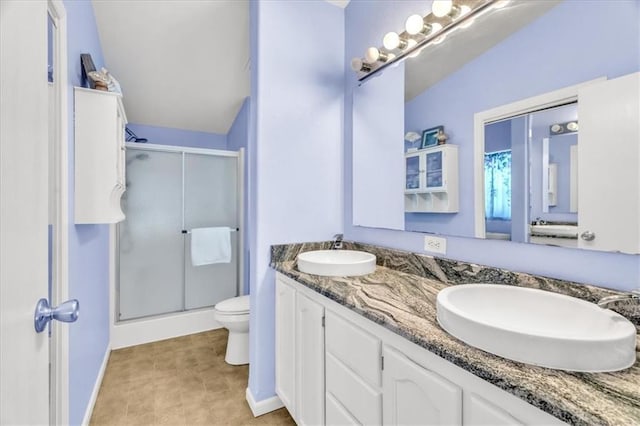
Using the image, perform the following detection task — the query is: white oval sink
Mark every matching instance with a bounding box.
[297,250,376,277]
[437,284,637,372]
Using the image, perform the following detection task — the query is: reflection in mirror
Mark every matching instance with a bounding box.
[484,103,578,247]
[351,0,639,253]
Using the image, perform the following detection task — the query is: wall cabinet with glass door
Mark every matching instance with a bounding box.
[405,145,458,213]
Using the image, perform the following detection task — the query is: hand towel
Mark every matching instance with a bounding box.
[190,227,232,266]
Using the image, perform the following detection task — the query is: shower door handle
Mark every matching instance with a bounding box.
[34,298,80,333]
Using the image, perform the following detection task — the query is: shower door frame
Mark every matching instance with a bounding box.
[110,143,245,349]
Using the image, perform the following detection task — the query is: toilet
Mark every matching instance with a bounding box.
[214,295,250,365]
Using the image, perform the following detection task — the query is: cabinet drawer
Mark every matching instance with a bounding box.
[326,392,359,426]
[464,393,524,425]
[326,352,382,425]
[326,310,381,387]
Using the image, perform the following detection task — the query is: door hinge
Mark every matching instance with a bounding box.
[321,315,325,328]
[381,355,384,371]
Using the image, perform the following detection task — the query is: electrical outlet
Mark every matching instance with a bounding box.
[424,235,447,255]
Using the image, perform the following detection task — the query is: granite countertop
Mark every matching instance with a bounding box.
[270,242,640,426]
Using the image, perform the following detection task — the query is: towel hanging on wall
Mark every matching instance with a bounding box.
[190,227,232,266]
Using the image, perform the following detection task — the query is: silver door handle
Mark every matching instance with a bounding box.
[34,298,79,333]
[580,231,596,241]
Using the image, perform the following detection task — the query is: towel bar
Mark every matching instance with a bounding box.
[182,228,239,234]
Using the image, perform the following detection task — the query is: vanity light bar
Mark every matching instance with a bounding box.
[352,0,502,81]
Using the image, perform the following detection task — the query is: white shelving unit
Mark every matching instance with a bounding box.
[74,87,127,224]
[404,144,458,213]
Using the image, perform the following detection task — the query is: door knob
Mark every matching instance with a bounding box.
[580,231,596,241]
[34,298,79,333]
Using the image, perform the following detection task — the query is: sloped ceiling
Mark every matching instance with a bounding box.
[92,0,249,134]
[405,0,562,100]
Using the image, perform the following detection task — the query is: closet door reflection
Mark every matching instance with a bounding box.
[119,150,184,320]
[184,154,238,310]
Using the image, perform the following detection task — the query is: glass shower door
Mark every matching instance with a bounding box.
[184,153,238,310]
[119,149,184,320]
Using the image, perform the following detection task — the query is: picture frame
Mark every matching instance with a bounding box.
[80,53,96,89]
[421,126,444,149]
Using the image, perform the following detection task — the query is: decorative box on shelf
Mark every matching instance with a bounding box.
[74,87,127,224]
[404,144,458,213]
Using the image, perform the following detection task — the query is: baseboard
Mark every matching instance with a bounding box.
[111,308,221,349]
[81,345,111,426]
[245,387,284,417]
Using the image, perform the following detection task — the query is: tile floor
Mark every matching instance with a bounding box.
[90,329,295,425]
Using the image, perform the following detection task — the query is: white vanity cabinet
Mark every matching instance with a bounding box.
[275,278,297,416]
[383,345,462,425]
[577,72,640,254]
[295,293,325,426]
[74,87,127,224]
[275,272,566,426]
[325,311,382,425]
[275,277,325,425]
[405,145,459,213]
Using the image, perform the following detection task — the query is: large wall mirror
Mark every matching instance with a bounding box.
[352,0,640,254]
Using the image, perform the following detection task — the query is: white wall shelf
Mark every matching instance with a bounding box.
[74,87,127,224]
[404,145,459,213]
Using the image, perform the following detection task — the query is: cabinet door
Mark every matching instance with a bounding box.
[425,150,444,190]
[383,346,462,426]
[463,393,523,425]
[577,72,640,253]
[405,154,423,192]
[275,278,296,417]
[296,293,325,426]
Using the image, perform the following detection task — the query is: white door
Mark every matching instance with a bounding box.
[0,1,50,424]
[296,293,324,426]
[577,72,640,254]
[382,346,462,426]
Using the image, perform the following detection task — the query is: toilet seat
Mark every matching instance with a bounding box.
[215,295,249,315]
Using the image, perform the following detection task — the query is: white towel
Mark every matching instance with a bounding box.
[190,227,232,266]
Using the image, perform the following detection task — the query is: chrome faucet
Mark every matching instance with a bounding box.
[597,290,640,309]
[331,234,343,250]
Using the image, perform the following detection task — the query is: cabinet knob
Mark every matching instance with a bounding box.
[580,231,596,241]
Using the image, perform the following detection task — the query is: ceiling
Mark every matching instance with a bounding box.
[405,0,562,101]
[92,0,250,134]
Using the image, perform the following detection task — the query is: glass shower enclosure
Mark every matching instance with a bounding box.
[117,145,241,321]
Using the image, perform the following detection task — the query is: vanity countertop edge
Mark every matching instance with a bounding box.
[270,241,640,426]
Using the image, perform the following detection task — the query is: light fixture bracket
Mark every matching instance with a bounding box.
[353,0,499,82]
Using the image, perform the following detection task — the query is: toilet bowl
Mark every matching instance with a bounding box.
[214,295,250,365]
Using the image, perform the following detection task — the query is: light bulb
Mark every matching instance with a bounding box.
[365,47,389,64]
[432,0,453,18]
[459,5,471,16]
[383,32,400,50]
[350,58,371,72]
[405,14,425,35]
[431,22,443,33]
[365,47,379,63]
[383,32,408,50]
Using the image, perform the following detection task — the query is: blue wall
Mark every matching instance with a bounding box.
[64,1,110,424]
[126,122,228,150]
[248,0,344,402]
[403,0,639,238]
[228,97,251,294]
[345,0,640,292]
